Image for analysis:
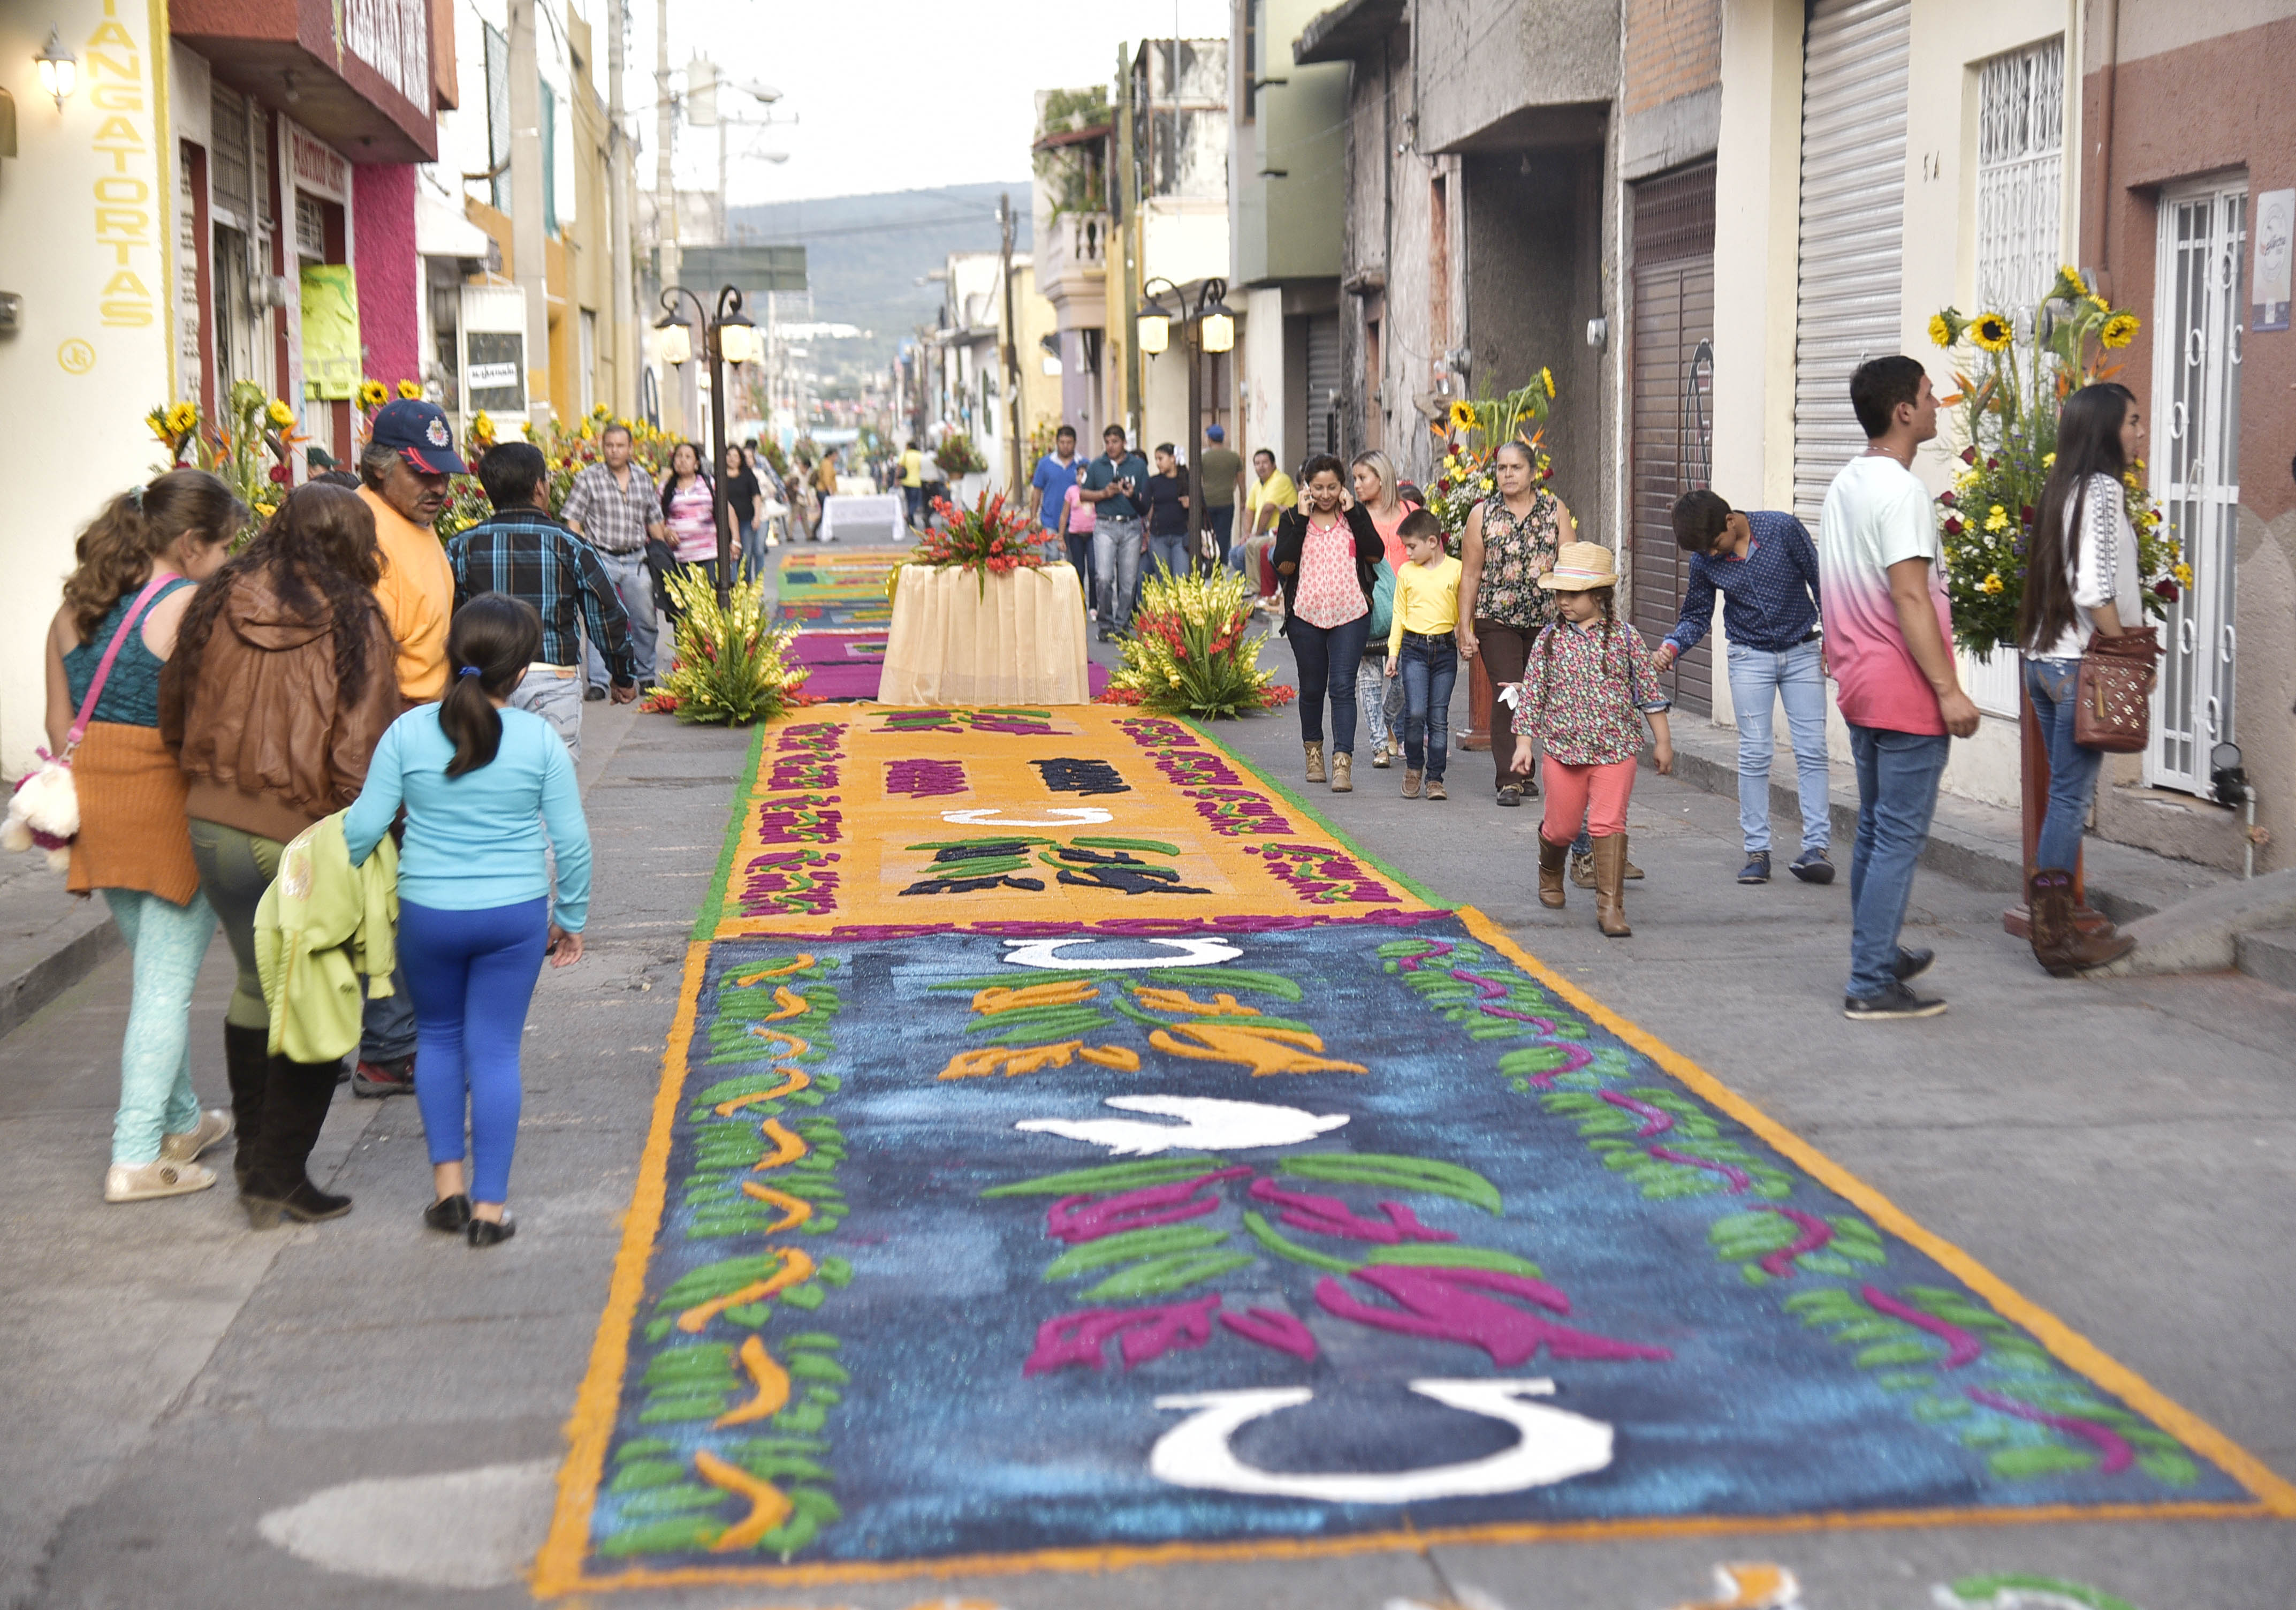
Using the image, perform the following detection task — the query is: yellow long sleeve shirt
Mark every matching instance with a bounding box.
[1388,555,1463,656]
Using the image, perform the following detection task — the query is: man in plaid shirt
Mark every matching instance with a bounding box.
[449,442,639,761]
[560,421,666,694]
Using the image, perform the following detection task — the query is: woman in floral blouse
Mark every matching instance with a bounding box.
[1272,454,1387,793]
[1456,441,1575,806]
[1511,543,1672,938]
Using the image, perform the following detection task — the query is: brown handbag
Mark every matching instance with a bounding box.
[2072,628,2161,753]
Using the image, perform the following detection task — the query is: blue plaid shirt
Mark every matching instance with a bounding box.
[1664,509,1822,655]
[447,508,638,683]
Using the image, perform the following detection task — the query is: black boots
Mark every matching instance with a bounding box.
[240,1053,353,1228]
[222,1023,271,1192]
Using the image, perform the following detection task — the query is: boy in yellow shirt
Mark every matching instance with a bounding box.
[1385,508,1463,799]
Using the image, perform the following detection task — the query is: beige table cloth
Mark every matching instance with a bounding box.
[879,562,1091,705]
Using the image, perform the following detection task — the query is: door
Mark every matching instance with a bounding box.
[1304,312,1342,462]
[1630,162,1717,714]
[2147,179,2247,793]
[1791,0,1911,528]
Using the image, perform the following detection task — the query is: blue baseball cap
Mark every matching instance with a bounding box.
[1205,423,1226,442]
[369,398,469,476]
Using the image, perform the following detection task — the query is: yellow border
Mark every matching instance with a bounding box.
[532,913,2295,1598]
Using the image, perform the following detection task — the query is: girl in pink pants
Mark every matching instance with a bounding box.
[1510,543,1674,937]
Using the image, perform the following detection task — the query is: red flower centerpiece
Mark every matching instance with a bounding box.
[906,489,1054,595]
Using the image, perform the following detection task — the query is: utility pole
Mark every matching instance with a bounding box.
[607,0,635,416]
[508,0,551,427]
[653,1,682,434]
[998,192,1022,498]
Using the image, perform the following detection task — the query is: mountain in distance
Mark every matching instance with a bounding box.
[725,183,1033,401]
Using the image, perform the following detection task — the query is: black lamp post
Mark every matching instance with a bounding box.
[656,283,757,611]
[1138,275,1236,572]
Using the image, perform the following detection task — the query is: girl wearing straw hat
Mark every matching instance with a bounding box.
[1509,542,1674,936]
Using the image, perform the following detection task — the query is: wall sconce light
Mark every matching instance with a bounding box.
[655,309,693,366]
[35,29,79,109]
[1136,310,1170,355]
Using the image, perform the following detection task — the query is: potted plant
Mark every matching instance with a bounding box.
[1102,565,1293,719]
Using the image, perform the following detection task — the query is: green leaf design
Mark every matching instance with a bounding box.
[1278,1153,1503,1215]
[1044,1224,1229,1280]
[1083,1250,1258,1302]
[982,1157,1225,1198]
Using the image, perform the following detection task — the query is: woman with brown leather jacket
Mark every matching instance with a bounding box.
[160,482,402,1226]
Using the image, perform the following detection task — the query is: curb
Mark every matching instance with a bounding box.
[0,917,122,1043]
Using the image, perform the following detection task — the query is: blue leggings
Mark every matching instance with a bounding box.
[399,898,549,1204]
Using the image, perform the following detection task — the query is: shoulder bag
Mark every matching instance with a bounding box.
[4,574,179,868]
[2072,628,2161,754]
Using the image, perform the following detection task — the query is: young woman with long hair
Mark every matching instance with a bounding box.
[1350,450,1416,769]
[345,594,592,1246]
[2015,381,2148,975]
[1272,455,1387,792]
[163,482,403,1224]
[44,469,246,1202]
[658,441,718,589]
[1456,441,1576,806]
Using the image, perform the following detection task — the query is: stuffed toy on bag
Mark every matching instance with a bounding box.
[3,758,80,872]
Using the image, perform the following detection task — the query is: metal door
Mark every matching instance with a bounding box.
[1304,312,1342,465]
[1791,0,1911,527]
[2147,180,2247,792]
[1630,162,1717,713]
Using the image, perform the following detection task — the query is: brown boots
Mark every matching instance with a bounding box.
[1329,752,1354,792]
[1304,741,1326,784]
[2027,870,2135,976]
[1592,835,1633,937]
[1537,834,1569,908]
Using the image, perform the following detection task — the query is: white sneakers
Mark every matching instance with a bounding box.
[105,1109,234,1202]
[104,1158,217,1202]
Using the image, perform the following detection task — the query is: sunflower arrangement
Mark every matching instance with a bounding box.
[145,380,301,533]
[1927,268,2176,658]
[1104,564,1286,719]
[1424,374,1556,552]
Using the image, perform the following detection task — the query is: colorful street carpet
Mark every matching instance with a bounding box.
[535,710,2294,1596]
[774,549,899,634]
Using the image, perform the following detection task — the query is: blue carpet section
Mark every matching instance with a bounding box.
[574,919,2250,1576]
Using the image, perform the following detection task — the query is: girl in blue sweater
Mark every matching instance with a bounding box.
[346,595,591,1246]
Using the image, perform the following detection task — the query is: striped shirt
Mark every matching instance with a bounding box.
[447,509,638,682]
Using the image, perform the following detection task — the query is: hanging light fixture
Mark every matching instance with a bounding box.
[1200,302,1236,354]
[655,308,693,367]
[1136,307,1170,355]
[718,312,757,366]
[34,29,78,109]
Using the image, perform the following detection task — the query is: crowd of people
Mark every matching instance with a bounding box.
[1022,355,2148,1017]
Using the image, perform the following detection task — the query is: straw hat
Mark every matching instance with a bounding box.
[1538,542,1620,591]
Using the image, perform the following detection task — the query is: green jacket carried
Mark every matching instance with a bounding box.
[254,811,399,1064]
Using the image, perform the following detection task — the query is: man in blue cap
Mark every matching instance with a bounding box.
[1198,422,1244,568]
[352,398,468,1098]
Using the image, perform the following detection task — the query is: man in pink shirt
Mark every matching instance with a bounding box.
[1817,355,1981,1021]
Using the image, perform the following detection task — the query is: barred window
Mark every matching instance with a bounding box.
[1975,37,2065,313]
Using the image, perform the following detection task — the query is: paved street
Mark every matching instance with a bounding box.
[4,593,2293,1610]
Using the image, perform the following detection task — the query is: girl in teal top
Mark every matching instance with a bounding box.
[345,595,591,1246]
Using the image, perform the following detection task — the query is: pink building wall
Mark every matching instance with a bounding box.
[352,164,422,386]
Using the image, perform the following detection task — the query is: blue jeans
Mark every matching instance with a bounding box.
[1845,724,1952,1000]
[1094,516,1144,631]
[739,518,764,576]
[1063,530,1095,603]
[1207,503,1235,564]
[399,897,550,1204]
[583,548,658,690]
[2025,656,2105,873]
[1728,637,1831,854]
[1287,612,1373,753]
[1397,634,1457,778]
[1149,532,1191,582]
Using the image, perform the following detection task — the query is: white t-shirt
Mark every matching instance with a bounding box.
[1816,452,1953,736]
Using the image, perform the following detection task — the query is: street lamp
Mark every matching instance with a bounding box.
[1138,276,1234,571]
[34,29,78,109]
[657,282,756,609]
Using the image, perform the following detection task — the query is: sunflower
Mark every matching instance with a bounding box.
[1981,573,2004,595]
[1927,313,1955,348]
[2100,313,2139,350]
[266,398,296,428]
[2053,264,2089,300]
[1970,312,2014,352]
[396,378,424,400]
[356,379,389,409]
[1540,366,1555,399]
[1447,399,1476,431]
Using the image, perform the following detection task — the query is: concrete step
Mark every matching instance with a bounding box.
[2234,926,2296,993]
[0,852,120,1042]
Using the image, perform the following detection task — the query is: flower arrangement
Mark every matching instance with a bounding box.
[907,490,1051,591]
[650,565,809,725]
[1424,374,1556,550]
[933,431,989,477]
[1928,268,2176,659]
[1102,564,1287,719]
[145,380,302,532]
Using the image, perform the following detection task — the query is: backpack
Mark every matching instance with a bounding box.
[1365,560,1397,644]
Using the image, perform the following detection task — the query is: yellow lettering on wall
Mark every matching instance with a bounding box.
[84,20,136,48]
[101,270,150,299]
[90,86,143,110]
[92,116,143,146]
[85,50,137,81]
[93,176,149,204]
[94,207,149,239]
[101,302,154,327]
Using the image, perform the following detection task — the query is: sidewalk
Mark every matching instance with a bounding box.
[0,846,121,1041]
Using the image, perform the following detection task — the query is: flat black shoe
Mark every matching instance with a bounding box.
[467,1212,517,1248]
[1894,945,1936,982]
[1843,981,1948,1021]
[241,1178,353,1229]
[425,1194,473,1233]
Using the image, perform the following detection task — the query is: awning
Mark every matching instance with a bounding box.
[417,189,494,260]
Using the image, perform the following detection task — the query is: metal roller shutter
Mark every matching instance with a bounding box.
[1304,313,1342,465]
[1630,163,1717,714]
[1792,0,1911,526]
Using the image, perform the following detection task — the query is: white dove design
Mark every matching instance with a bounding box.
[1014,1095,1351,1157]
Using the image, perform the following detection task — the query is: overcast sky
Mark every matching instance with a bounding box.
[625,0,1234,206]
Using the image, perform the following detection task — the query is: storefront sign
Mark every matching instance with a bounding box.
[2253,189,2293,335]
[82,3,161,332]
[467,361,520,390]
[300,264,360,400]
[287,120,349,206]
